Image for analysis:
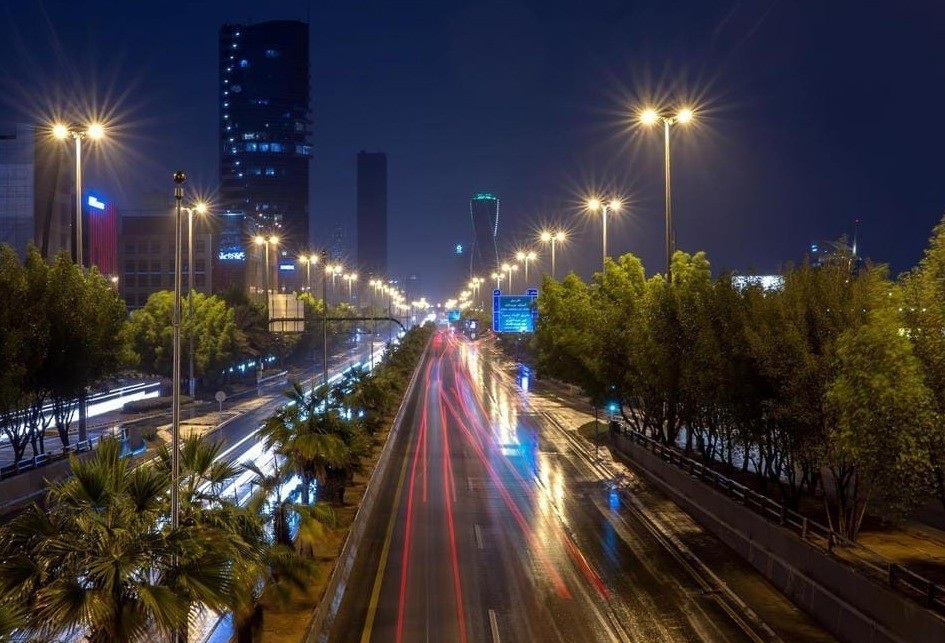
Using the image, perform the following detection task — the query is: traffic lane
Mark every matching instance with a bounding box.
[326,350,434,643]
[441,351,757,643]
[432,338,619,641]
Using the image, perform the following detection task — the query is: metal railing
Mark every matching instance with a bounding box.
[609,419,945,614]
[0,437,101,480]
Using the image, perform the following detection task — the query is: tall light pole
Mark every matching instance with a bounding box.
[639,106,695,280]
[501,263,518,292]
[344,272,358,300]
[516,250,537,288]
[492,271,502,291]
[170,171,186,533]
[321,251,329,385]
[587,197,622,274]
[540,230,565,279]
[53,122,105,269]
[300,253,319,293]
[185,201,208,398]
[254,234,279,319]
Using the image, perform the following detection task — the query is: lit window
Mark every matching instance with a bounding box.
[265,49,279,58]
[242,133,257,140]
[265,167,276,176]
[245,143,257,151]
[251,167,262,175]
[270,142,283,152]
[232,84,242,93]
[259,143,270,152]
[240,59,249,68]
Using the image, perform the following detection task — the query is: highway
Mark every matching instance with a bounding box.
[328,332,834,643]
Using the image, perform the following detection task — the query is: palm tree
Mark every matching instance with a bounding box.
[259,381,352,505]
[0,437,263,643]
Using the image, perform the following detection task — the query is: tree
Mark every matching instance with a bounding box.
[826,288,932,538]
[259,381,351,505]
[126,290,241,386]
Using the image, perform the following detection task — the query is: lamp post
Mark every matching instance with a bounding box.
[639,106,695,280]
[502,263,518,292]
[185,202,207,398]
[492,271,502,291]
[170,172,186,533]
[300,253,319,293]
[587,198,622,274]
[321,251,329,385]
[53,122,105,269]
[516,250,537,288]
[254,234,279,318]
[344,272,358,300]
[540,230,565,279]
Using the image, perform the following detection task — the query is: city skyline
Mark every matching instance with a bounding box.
[0,2,943,298]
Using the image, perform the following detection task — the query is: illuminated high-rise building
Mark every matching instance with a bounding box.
[218,20,311,292]
[469,192,499,278]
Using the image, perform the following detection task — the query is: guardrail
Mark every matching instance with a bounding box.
[609,419,945,614]
[0,437,102,480]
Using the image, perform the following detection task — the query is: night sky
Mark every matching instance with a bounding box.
[1,1,944,299]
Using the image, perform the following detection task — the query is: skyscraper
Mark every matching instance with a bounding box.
[469,192,499,278]
[218,20,312,292]
[356,151,387,277]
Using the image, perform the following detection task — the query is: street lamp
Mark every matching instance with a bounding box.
[52,121,105,268]
[344,272,358,300]
[254,234,279,318]
[539,230,566,279]
[639,106,695,280]
[586,197,622,274]
[491,271,502,291]
[503,264,519,292]
[183,201,208,398]
[299,253,319,292]
[515,250,537,287]
[170,172,186,533]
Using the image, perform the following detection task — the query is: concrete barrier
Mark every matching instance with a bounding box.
[610,430,945,643]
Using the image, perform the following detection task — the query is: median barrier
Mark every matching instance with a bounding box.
[609,424,945,643]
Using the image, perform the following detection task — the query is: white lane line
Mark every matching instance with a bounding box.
[474,523,484,550]
[488,609,501,643]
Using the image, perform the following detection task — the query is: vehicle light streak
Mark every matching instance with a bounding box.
[440,394,572,599]
[445,356,612,602]
[395,357,434,643]
[441,386,468,643]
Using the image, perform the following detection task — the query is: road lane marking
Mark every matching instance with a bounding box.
[360,415,414,643]
[488,609,501,643]
[474,524,484,550]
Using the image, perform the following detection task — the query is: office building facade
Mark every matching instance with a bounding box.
[119,207,213,311]
[356,151,388,277]
[469,192,499,278]
[0,123,73,262]
[219,20,312,292]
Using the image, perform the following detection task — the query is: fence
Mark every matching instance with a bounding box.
[0,436,102,481]
[609,419,945,614]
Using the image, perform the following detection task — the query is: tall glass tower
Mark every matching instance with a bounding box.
[356,151,388,278]
[218,20,312,291]
[469,192,499,278]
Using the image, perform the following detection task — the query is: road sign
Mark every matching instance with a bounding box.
[492,289,538,333]
[215,390,226,412]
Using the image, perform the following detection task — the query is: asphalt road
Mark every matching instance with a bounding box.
[328,332,834,643]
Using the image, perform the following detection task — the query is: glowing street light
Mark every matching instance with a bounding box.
[586,197,622,273]
[183,200,208,398]
[52,121,106,268]
[638,105,696,279]
[539,230,566,279]
[515,250,538,287]
[343,272,358,300]
[299,253,319,293]
[254,234,279,317]
[491,271,502,290]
